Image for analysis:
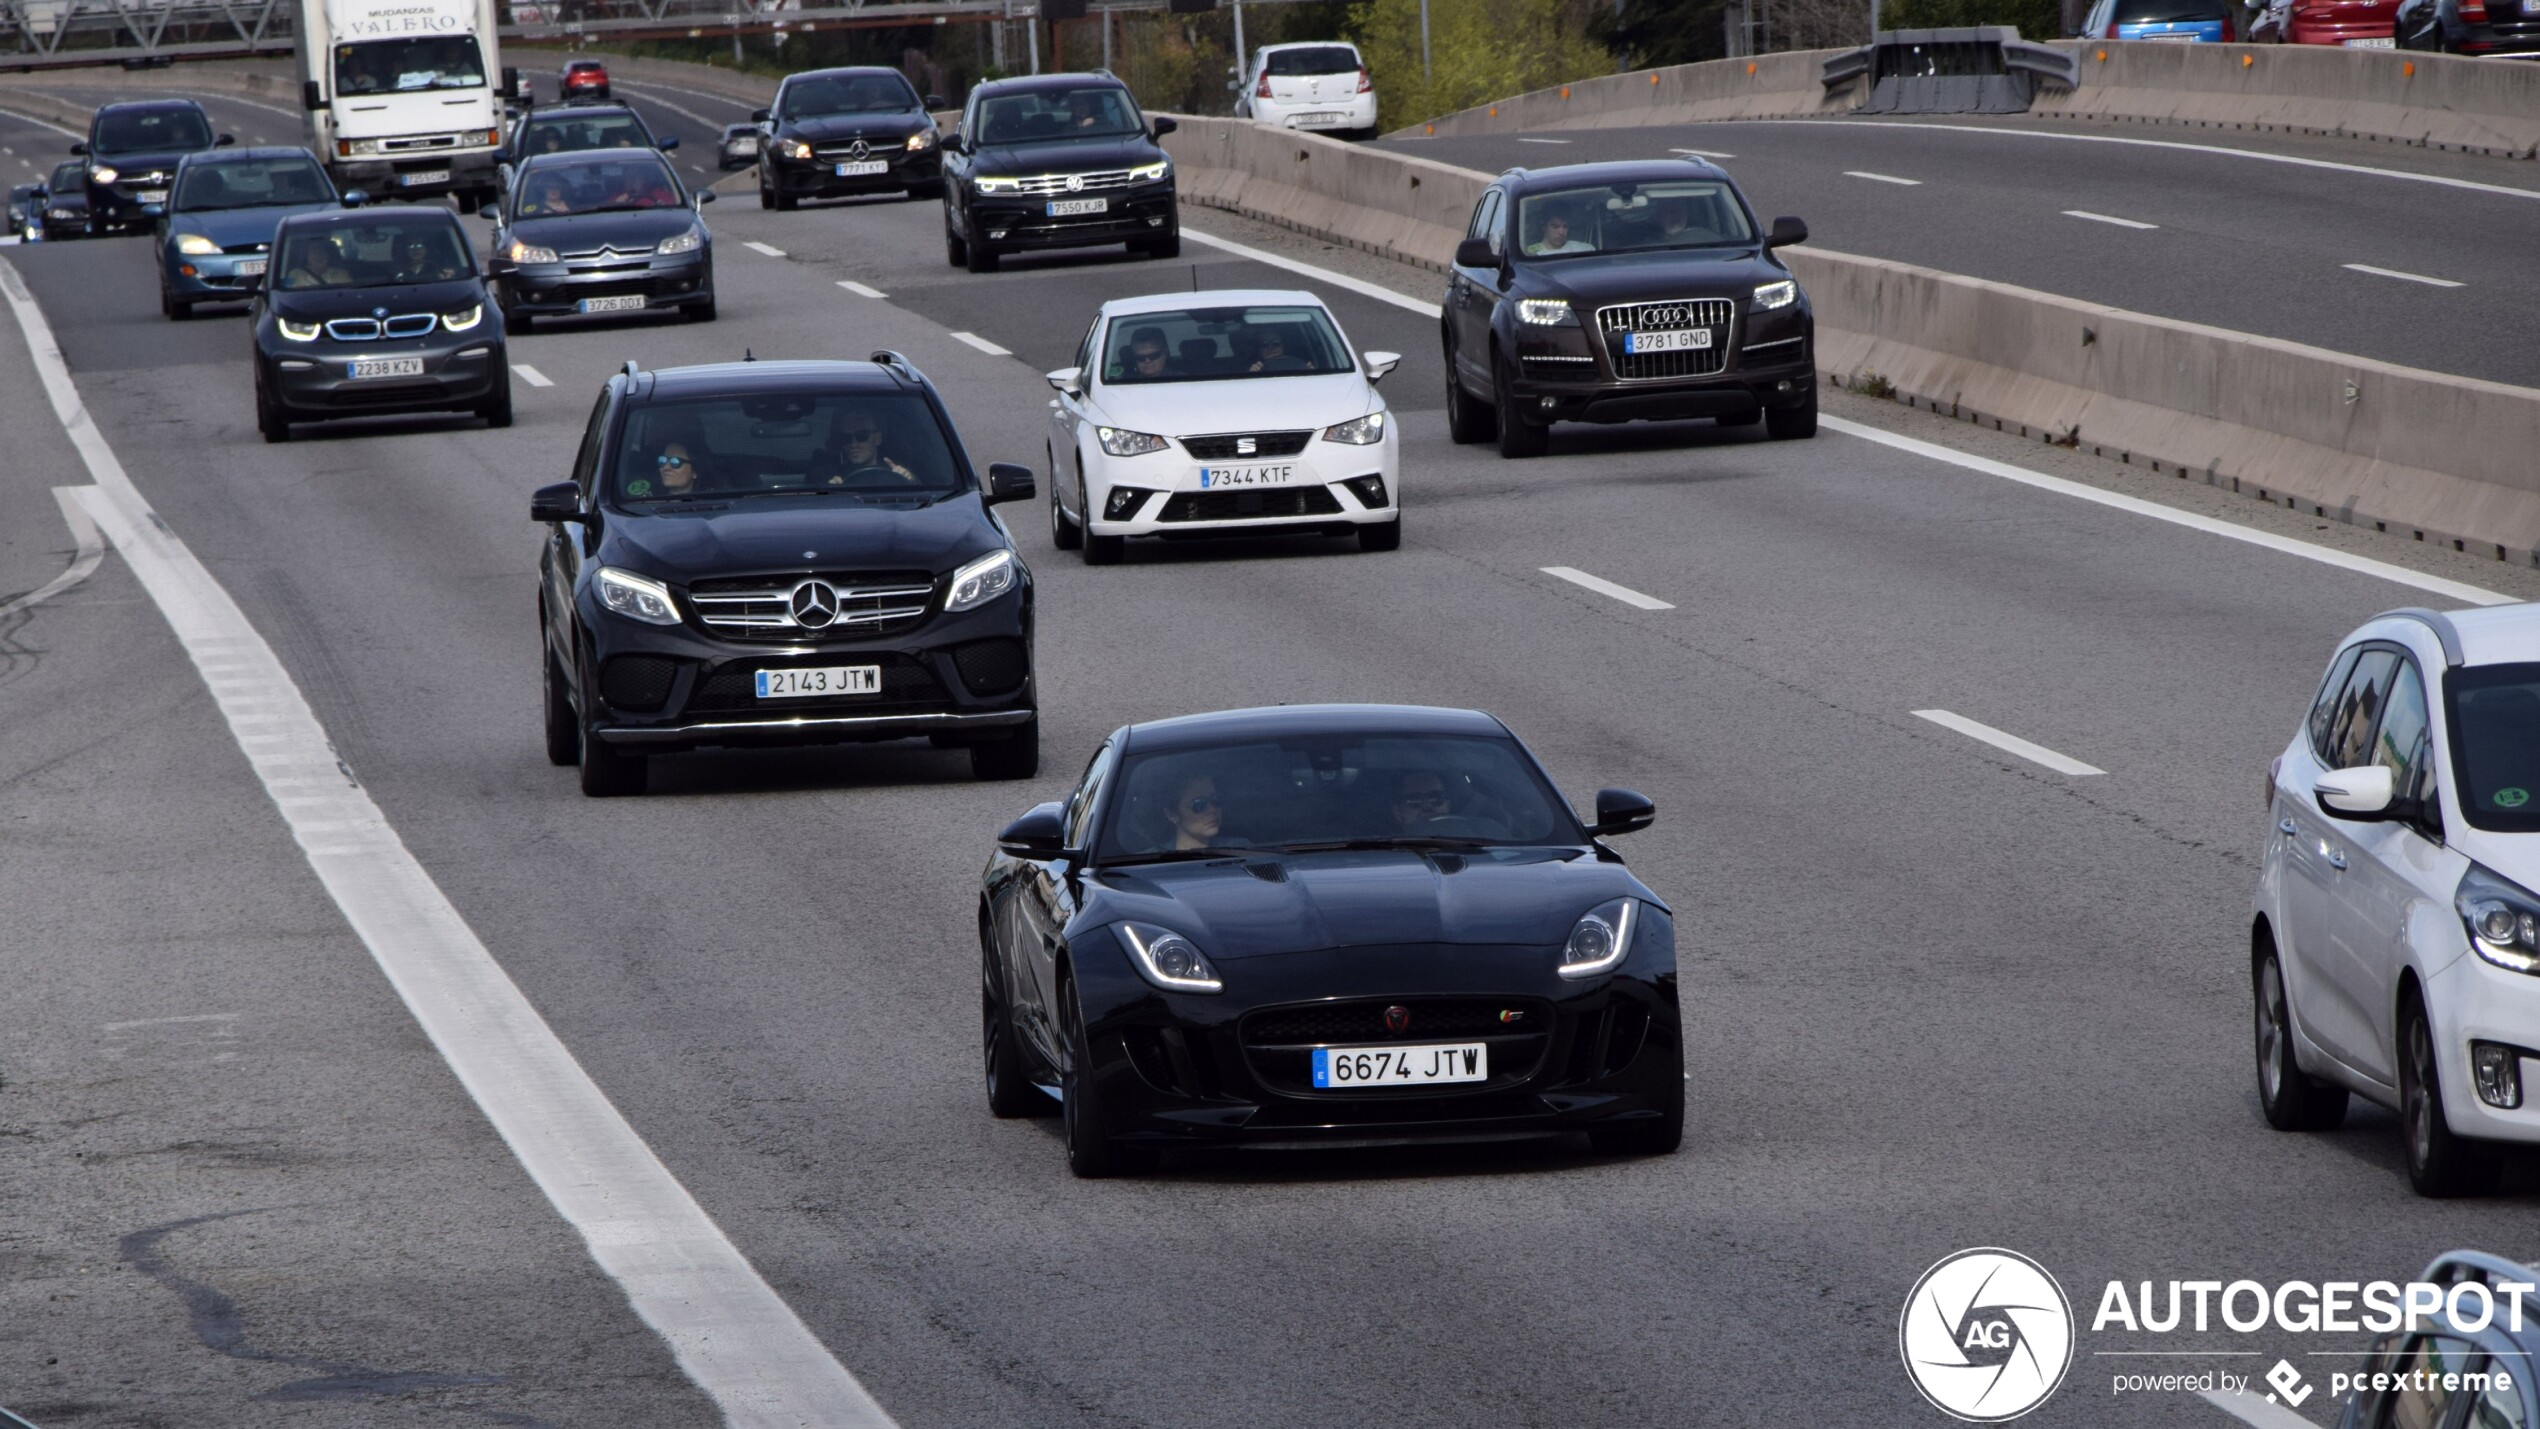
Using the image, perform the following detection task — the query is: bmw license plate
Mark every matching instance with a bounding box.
[398,169,449,188]
[1046,197,1107,217]
[1198,464,1294,488]
[1624,328,1712,354]
[756,665,880,699]
[834,160,888,176]
[577,294,647,314]
[237,258,267,276]
[1312,1042,1489,1089]
[346,356,425,379]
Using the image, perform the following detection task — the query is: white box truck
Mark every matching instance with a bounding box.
[296,0,513,208]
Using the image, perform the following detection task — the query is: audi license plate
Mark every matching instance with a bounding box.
[756,665,881,699]
[398,169,449,188]
[577,294,647,314]
[1312,1042,1489,1089]
[346,356,425,380]
[1046,197,1107,217]
[834,160,888,176]
[237,258,267,276]
[1198,464,1294,488]
[1624,328,1712,354]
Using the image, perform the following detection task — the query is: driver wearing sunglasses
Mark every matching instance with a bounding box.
[824,404,917,485]
[1164,774,1230,851]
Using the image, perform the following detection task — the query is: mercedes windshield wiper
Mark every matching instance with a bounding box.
[1267,836,1496,854]
[1094,847,1250,868]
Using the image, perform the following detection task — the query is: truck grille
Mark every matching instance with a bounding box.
[1596,297,1733,381]
[686,572,934,639]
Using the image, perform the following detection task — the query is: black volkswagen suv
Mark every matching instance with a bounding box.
[942,73,1177,273]
[76,98,231,235]
[533,355,1042,796]
[754,66,944,209]
[1442,159,1815,458]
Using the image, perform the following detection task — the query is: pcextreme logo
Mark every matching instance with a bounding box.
[1900,1248,2077,1422]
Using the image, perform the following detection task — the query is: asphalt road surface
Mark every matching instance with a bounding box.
[3,75,2539,1429]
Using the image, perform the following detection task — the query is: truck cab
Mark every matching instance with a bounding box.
[299,0,510,209]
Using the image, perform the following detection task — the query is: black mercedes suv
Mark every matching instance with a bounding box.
[76,98,231,235]
[532,355,1042,796]
[1442,158,1815,459]
[942,72,1177,274]
[754,66,945,210]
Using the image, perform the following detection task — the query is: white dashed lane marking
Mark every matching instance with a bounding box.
[511,364,553,387]
[743,240,786,257]
[838,280,886,298]
[1517,137,1571,145]
[949,330,1010,356]
[1845,170,1921,186]
[1540,566,1673,611]
[1913,709,2105,777]
[1668,147,1734,159]
[2343,262,2463,289]
[2063,209,2159,231]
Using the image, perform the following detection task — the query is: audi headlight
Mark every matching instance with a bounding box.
[275,317,321,342]
[773,137,813,162]
[1119,921,1222,994]
[2459,864,2540,975]
[975,175,1021,195]
[596,566,681,625]
[1129,158,1169,182]
[1518,298,1577,327]
[944,548,1018,612]
[89,166,118,185]
[1558,898,1637,980]
[505,236,558,264]
[441,303,483,332]
[1321,411,1386,445]
[655,226,704,255]
[1098,426,1169,457]
[1753,279,1798,310]
[175,232,220,256]
[905,129,936,151]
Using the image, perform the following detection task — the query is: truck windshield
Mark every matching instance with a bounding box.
[335,37,486,95]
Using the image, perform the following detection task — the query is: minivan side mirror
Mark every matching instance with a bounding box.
[2316,766,2398,820]
[998,801,1068,858]
[530,481,582,523]
[1590,787,1656,837]
[984,461,1037,505]
[1454,236,1497,269]
[1151,115,1179,137]
[1766,215,1809,249]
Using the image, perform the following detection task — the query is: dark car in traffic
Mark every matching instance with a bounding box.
[1442,158,1815,458]
[250,205,510,442]
[499,101,676,178]
[36,160,89,241]
[2396,0,2540,53]
[7,179,42,240]
[531,355,1041,797]
[156,147,339,319]
[485,148,716,332]
[942,72,1178,273]
[977,703,1681,1177]
[75,98,232,235]
[754,66,945,210]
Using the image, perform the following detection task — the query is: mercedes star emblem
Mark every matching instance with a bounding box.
[789,579,842,629]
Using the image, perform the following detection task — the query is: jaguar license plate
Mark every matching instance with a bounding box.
[1198,464,1294,488]
[1312,1042,1489,1089]
[398,169,449,188]
[577,294,647,314]
[1624,328,1712,354]
[1046,197,1107,217]
[834,160,888,176]
[347,356,425,380]
[237,258,267,276]
[756,665,881,699]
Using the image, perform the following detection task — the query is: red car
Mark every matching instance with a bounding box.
[2255,0,2399,45]
[559,59,611,100]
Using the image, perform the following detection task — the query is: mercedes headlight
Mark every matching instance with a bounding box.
[275,317,321,342]
[944,548,1018,612]
[1119,921,1222,994]
[1753,279,1798,310]
[175,232,220,255]
[505,236,558,264]
[1558,898,1637,980]
[1097,426,1169,457]
[773,137,813,162]
[1129,158,1169,182]
[975,175,1021,195]
[905,129,936,151]
[596,566,681,625]
[441,303,483,332]
[2459,864,2540,976]
[1321,411,1386,445]
[89,166,118,185]
[654,226,704,255]
[1518,298,1577,327]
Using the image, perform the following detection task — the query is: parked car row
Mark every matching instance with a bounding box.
[2078,0,2540,52]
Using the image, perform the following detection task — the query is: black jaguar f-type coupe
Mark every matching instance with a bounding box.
[978,703,1679,1176]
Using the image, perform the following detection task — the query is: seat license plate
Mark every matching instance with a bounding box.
[1198,464,1294,488]
[398,169,449,187]
[1312,1042,1489,1088]
[347,356,426,379]
[834,160,888,176]
[1046,197,1107,217]
[577,294,647,313]
[2343,33,2395,43]
[237,258,267,276]
[756,665,880,699]
[1624,328,1712,354]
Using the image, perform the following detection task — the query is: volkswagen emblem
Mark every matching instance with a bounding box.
[788,579,842,629]
[1382,1005,1410,1036]
[1235,436,1257,456]
[1066,173,1085,192]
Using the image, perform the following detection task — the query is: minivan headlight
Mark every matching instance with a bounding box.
[1098,426,1169,457]
[1558,898,1637,980]
[1321,411,1386,445]
[1753,279,1798,310]
[275,317,321,342]
[1119,921,1222,993]
[945,548,1018,612]
[596,566,681,625]
[2458,864,2540,975]
[175,232,220,255]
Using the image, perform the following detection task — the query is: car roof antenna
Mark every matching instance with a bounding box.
[1190,263,1198,293]
[743,348,755,362]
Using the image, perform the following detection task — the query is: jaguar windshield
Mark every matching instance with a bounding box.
[1515,181,1755,257]
[1102,305,1352,384]
[612,392,967,507]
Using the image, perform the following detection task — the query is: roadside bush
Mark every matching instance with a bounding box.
[1876,0,2065,39]
[1355,0,1614,127]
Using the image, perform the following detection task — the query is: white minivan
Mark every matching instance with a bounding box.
[1234,42,1378,137]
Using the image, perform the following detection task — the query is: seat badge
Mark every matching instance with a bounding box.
[1235,436,1256,456]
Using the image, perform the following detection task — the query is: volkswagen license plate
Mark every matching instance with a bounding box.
[834,160,888,176]
[1198,464,1294,488]
[577,294,647,314]
[1312,1042,1489,1089]
[237,258,266,276]
[756,665,881,699]
[347,356,425,380]
[1046,197,1107,217]
[398,169,449,188]
[1624,328,1712,354]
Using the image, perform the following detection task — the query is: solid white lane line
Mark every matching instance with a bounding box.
[949,330,1010,356]
[1845,170,1922,185]
[838,279,887,298]
[1669,147,1735,159]
[612,77,764,114]
[175,89,300,120]
[1517,137,1571,145]
[1541,566,1675,611]
[1913,709,2105,777]
[0,254,895,1429]
[742,240,786,257]
[0,104,83,139]
[1181,226,1443,319]
[510,363,554,387]
[0,485,104,619]
[1820,415,2512,606]
[2064,209,2158,230]
[2343,262,2463,289]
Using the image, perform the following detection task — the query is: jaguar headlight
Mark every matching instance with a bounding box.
[1518,298,1577,327]
[504,236,558,264]
[441,303,483,332]
[774,137,813,162]
[1753,279,1798,310]
[1129,159,1169,183]
[655,226,704,255]
[596,566,681,625]
[175,232,220,256]
[1558,898,1637,980]
[89,166,118,186]
[1321,411,1386,445]
[974,175,1021,195]
[1097,426,1169,457]
[275,317,321,342]
[905,129,936,151]
[945,548,1018,612]
[2458,864,2540,975]
[1119,921,1222,994]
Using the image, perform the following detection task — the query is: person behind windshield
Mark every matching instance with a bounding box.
[394,233,460,283]
[607,164,676,207]
[1389,770,1452,831]
[286,239,350,289]
[825,405,917,484]
[520,172,570,217]
[625,437,705,500]
[1165,775,1225,850]
[1245,326,1303,374]
[533,128,566,157]
[1123,326,1172,380]
[1526,212,1593,256]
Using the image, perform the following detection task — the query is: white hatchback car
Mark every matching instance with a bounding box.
[2254,604,2540,1195]
[1234,42,1378,136]
[1043,289,1402,564]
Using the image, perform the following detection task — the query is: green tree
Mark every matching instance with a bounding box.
[1877,0,2063,36]
[1355,0,1615,126]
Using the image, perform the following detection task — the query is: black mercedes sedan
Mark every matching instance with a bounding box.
[753,66,944,210]
[75,98,232,235]
[250,205,510,442]
[978,704,1680,1177]
[1443,158,1815,459]
[941,72,1178,274]
[532,355,1041,797]
[485,148,715,332]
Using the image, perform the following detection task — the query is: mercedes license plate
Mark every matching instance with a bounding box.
[1046,197,1107,217]
[1198,464,1294,488]
[1625,328,1712,354]
[1312,1042,1489,1089]
[577,294,647,314]
[237,258,266,276]
[834,160,888,176]
[2343,33,2395,43]
[398,169,449,187]
[347,356,425,380]
[756,665,881,699]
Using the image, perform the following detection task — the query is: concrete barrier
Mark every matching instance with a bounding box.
[1162,114,1488,274]
[1406,50,1856,138]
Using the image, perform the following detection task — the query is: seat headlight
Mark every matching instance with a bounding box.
[974,176,1021,195]
[1517,298,1577,327]
[2458,864,2540,975]
[1119,921,1222,994]
[905,129,936,151]
[596,566,681,625]
[1321,411,1386,445]
[89,166,118,186]
[275,317,321,342]
[1558,898,1637,980]
[1129,159,1169,182]
[1097,426,1169,457]
[441,303,483,332]
[505,236,558,264]
[175,232,220,255]
[944,548,1018,612]
[655,226,704,255]
[773,137,813,162]
[1753,279,1798,310]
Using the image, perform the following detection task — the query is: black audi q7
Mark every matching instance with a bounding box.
[753,66,945,209]
[76,98,232,235]
[1442,158,1815,459]
[533,355,1041,797]
[942,72,1177,273]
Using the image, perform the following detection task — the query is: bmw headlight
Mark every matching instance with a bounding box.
[905,129,936,151]
[2458,864,2540,975]
[1753,279,1798,310]
[1321,411,1386,445]
[1119,921,1222,994]
[1129,158,1169,182]
[655,226,704,255]
[975,176,1021,195]
[275,317,321,342]
[1558,898,1637,980]
[505,236,558,264]
[1518,298,1577,327]
[441,303,483,332]
[175,232,220,256]
[944,548,1018,612]
[89,166,118,186]
[596,566,681,625]
[1097,425,1169,457]
[773,137,813,162]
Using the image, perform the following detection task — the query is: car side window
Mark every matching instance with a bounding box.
[1073,319,1098,380]
[2306,646,2363,764]
[2324,648,2400,772]
[1065,741,1115,849]
[2370,1336,2483,1429]
[2371,660,2434,806]
[1474,190,1505,257]
[570,387,612,499]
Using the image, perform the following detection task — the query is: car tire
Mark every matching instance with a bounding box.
[1766,391,1817,440]
[686,295,717,323]
[575,653,647,798]
[1049,456,1083,550]
[1493,355,1547,459]
[255,372,291,444]
[161,286,190,320]
[2401,994,2500,1197]
[1588,1034,1684,1156]
[758,176,777,210]
[971,715,1039,780]
[1062,977,1160,1178]
[2254,941,2347,1131]
[503,305,532,336]
[1139,232,1181,259]
[773,188,798,213]
[480,383,513,430]
[965,238,999,274]
[1358,516,1401,552]
[1444,350,1493,445]
[984,943,1052,1119]
[1083,531,1124,566]
[542,642,580,767]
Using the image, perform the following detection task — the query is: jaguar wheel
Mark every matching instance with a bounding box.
[1062,977,1159,1178]
[984,942,1050,1119]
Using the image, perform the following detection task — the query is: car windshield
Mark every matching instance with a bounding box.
[2448,663,2540,832]
[977,87,1141,143]
[1266,46,1360,76]
[514,155,682,216]
[519,113,651,156]
[1515,181,1754,257]
[781,73,919,119]
[612,391,967,507]
[1103,304,1352,384]
[50,161,85,190]
[274,219,472,289]
[176,158,332,211]
[334,36,486,94]
[1095,732,1582,861]
[94,108,212,154]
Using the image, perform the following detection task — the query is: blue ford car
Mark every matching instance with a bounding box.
[2080,0,2239,38]
[156,147,340,320]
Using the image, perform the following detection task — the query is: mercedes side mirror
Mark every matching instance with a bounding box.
[657,134,681,151]
[1766,215,1808,249]
[749,107,771,124]
[1363,351,1400,382]
[1590,787,1656,837]
[1045,365,1083,397]
[2316,766,2397,820]
[1151,115,1179,137]
[984,461,1037,505]
[998,801,1068,858]
[302,79,324,111]
[68,141,86,156]
[529,481,582,523]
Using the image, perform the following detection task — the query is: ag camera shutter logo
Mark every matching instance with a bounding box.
[1900,1248,2074,1421]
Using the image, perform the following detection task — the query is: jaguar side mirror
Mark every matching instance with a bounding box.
[2316,766,2397,820]
[1766,215,1808,249]
[1454,236,1497,269]
[1363,351,1400,382]
[529,481,582,524]
[998,801,1067,858]
[984,461,1037,505]
[1046,365,1083,397]
[657,134,681,151]
[1590,787,1656,837]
